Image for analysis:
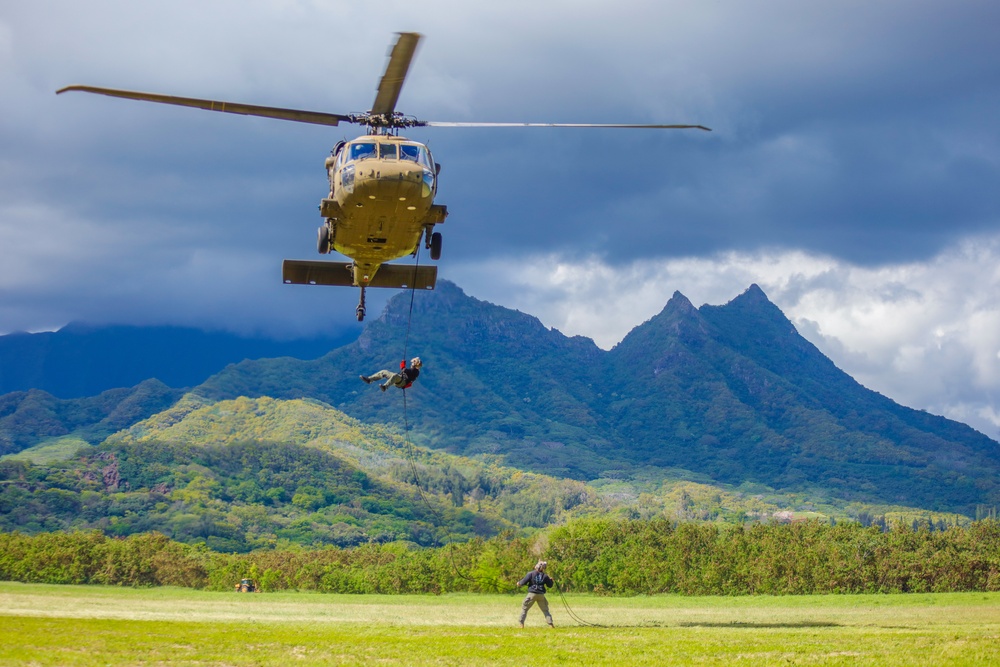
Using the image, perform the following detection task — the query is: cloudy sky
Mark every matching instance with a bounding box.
[2,1,999,436]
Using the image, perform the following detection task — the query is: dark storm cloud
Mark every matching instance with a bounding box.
[424,0,1000,265]
[8,1,999,268]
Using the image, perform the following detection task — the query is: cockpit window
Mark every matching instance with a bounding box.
[399,144,420,162]
[349,142,377,161]
[400,143,432,169]
[379,143,398,160]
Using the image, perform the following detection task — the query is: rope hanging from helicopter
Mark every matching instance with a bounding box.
[394,247,604,626]
[397,243,483,589]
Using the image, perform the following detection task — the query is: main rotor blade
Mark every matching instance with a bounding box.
[370,32,422,117]
[421,121,712,130]
[56,85,353,127]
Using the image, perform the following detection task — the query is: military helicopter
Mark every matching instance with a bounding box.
[58,33,709,320]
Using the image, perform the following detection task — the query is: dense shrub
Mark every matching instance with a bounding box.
[548,519,1000,594]
[2,519,998,595]
[0,531,212,587]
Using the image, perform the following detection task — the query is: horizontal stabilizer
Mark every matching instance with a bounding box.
[369,263,437,289]
[283,260,354,286]
[282,260,437,289]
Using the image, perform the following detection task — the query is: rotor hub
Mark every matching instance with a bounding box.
[350,112,425,134]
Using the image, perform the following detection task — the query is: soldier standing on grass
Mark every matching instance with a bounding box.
[516,560,554,628]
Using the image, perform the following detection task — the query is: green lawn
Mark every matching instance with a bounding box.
[1,582,998,665]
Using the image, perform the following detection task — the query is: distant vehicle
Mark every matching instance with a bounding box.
[58,33,709,321]
[235,578,258,593]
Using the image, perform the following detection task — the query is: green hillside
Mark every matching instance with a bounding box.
[1,391,972,551]
[0,379,183,455]
[1,395,605,550]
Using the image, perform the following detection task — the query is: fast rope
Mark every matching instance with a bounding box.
[398,245,481,586]
[399,247,435,515]
[553,580,604,627]
[396,246,603,624]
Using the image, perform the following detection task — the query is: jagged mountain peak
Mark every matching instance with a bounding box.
[619,290,699,326]
[375,279,502,322]
[699,284,802,351]
[697,284,837,379]
[663,290,698,316]
[364,279,586,356]
[738,283,769,302]
[709,283,792,327]
[612,289,710,357]
[378,279,468,318]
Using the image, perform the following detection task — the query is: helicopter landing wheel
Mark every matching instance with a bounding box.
[430,232,442,260]
[356,287,367,322]
[317,224,331,254]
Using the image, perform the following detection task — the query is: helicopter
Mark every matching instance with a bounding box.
[57,33,710,321]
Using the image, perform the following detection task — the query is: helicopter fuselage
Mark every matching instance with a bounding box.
[318,134,446,287]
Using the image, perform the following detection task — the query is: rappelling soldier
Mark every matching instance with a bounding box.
[361,357,422,392]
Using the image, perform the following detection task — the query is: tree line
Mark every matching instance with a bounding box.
[2,518,998,595]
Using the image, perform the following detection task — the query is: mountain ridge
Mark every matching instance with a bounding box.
[182,280,999,513]
[2,280,997,516]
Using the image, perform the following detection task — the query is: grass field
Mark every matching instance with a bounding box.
[2,582,999,665]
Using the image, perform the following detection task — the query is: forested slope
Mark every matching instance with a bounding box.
[0,379,183,455]
[1,396,598,550]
